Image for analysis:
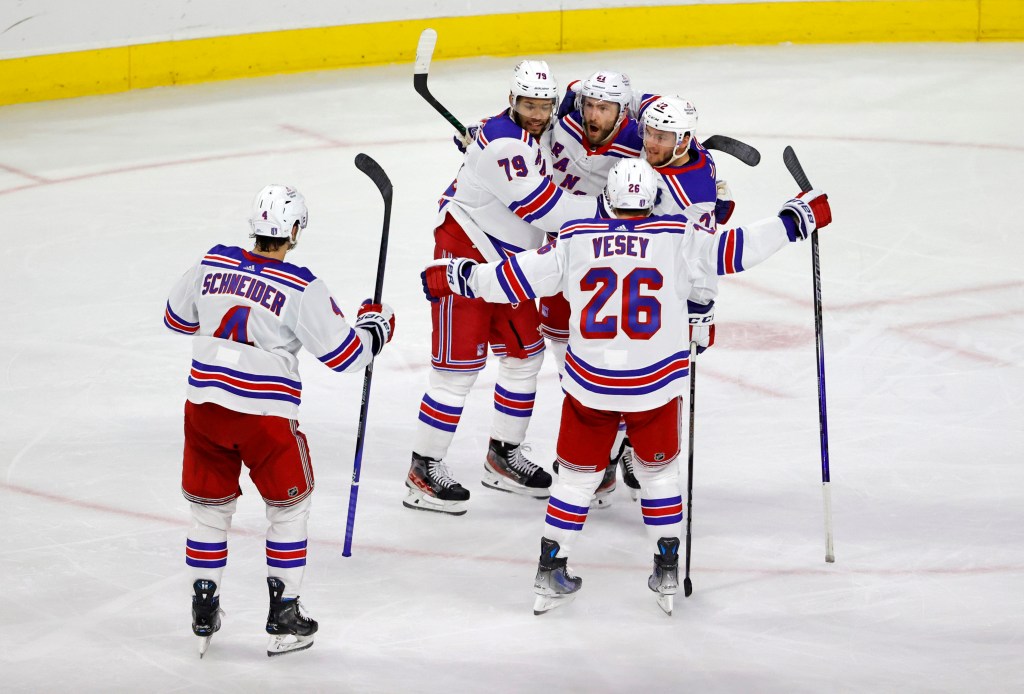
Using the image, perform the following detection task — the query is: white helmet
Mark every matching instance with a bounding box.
[641,96,698,152]
[249,184,308,247]
[576,70,633,126]
[603,159,658,215]
[510,59,559,101]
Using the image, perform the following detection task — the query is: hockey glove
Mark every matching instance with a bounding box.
[558,80,582,118]
[421,258,478,302]
[714,179,735,226]
[687,300,716,355]
[779,189,832,241]
[453,123,482,153]
[355,300,395,356]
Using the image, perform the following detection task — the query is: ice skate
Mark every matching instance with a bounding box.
[648,537,680,616]
[483,439,552,498]
[266,577,318,657]
[533,538,582,615]
[404,452,470,515]
[591,463,617,508]
[191,579,223,658]
[616,438,640,501]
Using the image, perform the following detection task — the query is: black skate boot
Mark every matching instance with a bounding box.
[266,577,318,657]
[192,579,222,658]
[483,439,552,498]
[404,452,470,515]
[648,537,681,616]
[533,538,582,615]
[616,438,640,501]
[591,463,618,508]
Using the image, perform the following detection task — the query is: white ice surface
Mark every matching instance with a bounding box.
[1,43,1022,693]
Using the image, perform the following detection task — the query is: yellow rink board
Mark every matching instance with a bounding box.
[2,1,1022,106]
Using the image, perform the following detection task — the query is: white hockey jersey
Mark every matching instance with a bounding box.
[462,214,795,412]
[546,111,644,196]
[438,110,599,261]
[164,244,374,419]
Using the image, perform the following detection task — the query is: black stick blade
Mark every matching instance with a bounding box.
[702,135,761,167]
[683,578,693,597]
[355,153,393,200]
[783,146,813,192]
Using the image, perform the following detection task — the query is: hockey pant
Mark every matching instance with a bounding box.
[186,496,311,598]
[414,353,543,461]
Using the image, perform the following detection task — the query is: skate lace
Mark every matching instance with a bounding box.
[620,445,635,473]
[428,459,461,489]
[508,443,540,475]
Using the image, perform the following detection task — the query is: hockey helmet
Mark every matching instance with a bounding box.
[603,159,657,215]
[249,184,308,247]
[641,96,698,153]
[576,70,633,127]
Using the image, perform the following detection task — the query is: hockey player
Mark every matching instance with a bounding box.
[542,70,645,506]
[406,59,599,516]
[546,87,728,507]
[421,159,832,615]
[165,185,396,657]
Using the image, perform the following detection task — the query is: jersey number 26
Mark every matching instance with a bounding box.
[580,267,663,340]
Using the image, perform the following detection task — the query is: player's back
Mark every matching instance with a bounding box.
[174,244,346,418]
[558,215,699,412]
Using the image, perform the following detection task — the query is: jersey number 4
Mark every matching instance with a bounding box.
[580,267,663,340]
[214,306,254,346]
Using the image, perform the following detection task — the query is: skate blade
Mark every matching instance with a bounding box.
[198,635,212,658]
[267,633,314,657]
[656,593,674,616]
[402,488,468,516]
[533,593,576,615]
[481,473,550,499]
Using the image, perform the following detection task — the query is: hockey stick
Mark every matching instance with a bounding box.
[702,135,761,167]
[342,153,393,557]
[782,145,835,564]
[414,28,467,136]
[416,25,760,173]
[683,341,698,597]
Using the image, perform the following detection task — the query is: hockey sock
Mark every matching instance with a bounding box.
[634,458,684,547]
[186,500,236,591]
[546,340,567,379]
[266,497,311,598]
[414,369,478,460]
[491,353,542,445]
[543,468,602,556]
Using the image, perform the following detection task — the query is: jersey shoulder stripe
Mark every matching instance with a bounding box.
[559,220,613,239]
[559,113,586,146]
[202,245,316,292]
[479,111,529,144]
